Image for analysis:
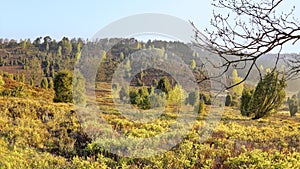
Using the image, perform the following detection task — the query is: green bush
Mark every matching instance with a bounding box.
[53,70,86,106]
[41,77,48,89]
[148,86,154,95]
[1,86,26,97]
[240,71,286,119]
[129,89,138,104]
[157,77,171,95]
[136,87,150,109]
[288,95,298,116]
[240,88,254,117]
[225,94,232,106]
[53,70,73,103]
[112,83,118,90]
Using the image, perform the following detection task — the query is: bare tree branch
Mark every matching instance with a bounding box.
[192,0,300,88]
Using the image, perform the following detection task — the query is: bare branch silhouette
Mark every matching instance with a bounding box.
[192,0,300,88]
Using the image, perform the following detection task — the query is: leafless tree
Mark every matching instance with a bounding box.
[191,0,300,89]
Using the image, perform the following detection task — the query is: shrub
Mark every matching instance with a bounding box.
[288,95,298,116]
[240,88,254,117]
[53,70,86,106]
[168,84,187,105]
[1,85,26,97]
[112,83,118,91]
[41,77,48,89]
[48,77,54,89]
[149,92,166,108]
[136,87,150,109]
[53,70,73,103]
[148,86,154,95]
[225,94,232,106]
[129,89,138,104]
[296,91,300,106]
[240,71,286,119]
[157,77,171,95]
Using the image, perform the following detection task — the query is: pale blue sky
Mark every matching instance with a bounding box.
[0,0,212,40]
[0,0,299,52]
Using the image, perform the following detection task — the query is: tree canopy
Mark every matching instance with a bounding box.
[53,70,73,103]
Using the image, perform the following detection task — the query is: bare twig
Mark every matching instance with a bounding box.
[192,0,300,88]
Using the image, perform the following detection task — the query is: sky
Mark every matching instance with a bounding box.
[0,0,300,53]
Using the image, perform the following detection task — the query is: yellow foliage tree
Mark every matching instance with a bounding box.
[168,84,187,112]
[232,69,244,96]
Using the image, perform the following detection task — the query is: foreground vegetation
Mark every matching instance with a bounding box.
[0,76,299,168]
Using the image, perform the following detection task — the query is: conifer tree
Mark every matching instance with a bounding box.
[288,95,298,117]
[240,71,286,119]
[232,69,244,96]
[225,93,232,106]
[53,70,86,105]
[157,77,171,95]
